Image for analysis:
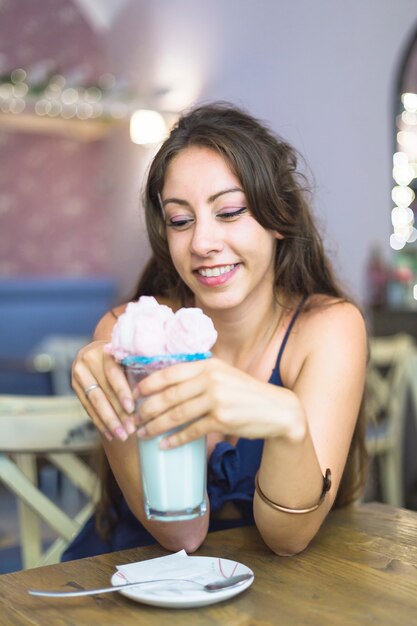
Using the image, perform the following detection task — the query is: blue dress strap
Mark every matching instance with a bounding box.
[271,296,307,385]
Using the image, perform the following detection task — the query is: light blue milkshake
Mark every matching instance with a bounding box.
[124,353,209,521]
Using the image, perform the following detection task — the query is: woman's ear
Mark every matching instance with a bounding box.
[273,231,285,240]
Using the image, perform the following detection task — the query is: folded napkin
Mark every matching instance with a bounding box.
[116,550,240,595]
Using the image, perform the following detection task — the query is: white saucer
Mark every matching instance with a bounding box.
[111,556,254,609]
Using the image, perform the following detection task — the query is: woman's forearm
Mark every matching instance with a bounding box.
[254,393,332,555]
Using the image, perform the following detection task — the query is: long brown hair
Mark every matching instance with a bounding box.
[96,103,367,536]
[144,102,344,304]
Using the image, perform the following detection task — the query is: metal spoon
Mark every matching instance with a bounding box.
[28,572,253,598]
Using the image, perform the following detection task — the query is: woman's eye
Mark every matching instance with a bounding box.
[166,217,194,230]
[217,207,247,220]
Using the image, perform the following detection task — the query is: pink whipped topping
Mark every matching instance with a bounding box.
[106,296,217,361]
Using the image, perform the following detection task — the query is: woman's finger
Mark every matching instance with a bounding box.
[76,380,135,441]
[72,349,136,440]
[160,414,218,449]
[72,381,114,441]
[102,351,136,415]
[72,374,123,437]
[139,373,208,423]
[138,359,209,396]
[137,391,217,439]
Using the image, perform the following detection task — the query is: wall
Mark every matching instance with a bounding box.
[0,0,111,277]
[2,0,417,303]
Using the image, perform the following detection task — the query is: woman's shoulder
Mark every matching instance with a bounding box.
[298,294,368,354]
[280,294,367,388]
[302,294,366,329]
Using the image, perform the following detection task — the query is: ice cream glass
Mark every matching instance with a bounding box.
[124,353,209,521]
[106,296,217,522]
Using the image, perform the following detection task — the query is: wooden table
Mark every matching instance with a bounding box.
[1,502,417,625]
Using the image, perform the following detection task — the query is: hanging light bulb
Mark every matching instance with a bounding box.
[391,186,415,207]
[392,163,415,186]
[130,110,168,145]
[402,92,417,112]
[391,206,415,228]
[389,233,406,250]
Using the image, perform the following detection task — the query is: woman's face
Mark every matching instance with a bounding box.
[160,146,282,314]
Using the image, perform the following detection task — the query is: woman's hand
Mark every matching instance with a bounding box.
[72,339,137,441]
[136,357,305,448]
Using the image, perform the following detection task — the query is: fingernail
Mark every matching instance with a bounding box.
[159,437,171,449]
[122,397,135,414]
[103,431,113,442]
[114,426,128,441]
[125,419,136,435]
[136,426,147,438]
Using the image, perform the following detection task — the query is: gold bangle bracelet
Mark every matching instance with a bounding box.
[254,469,332,515]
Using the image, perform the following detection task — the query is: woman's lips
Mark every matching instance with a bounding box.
[194,263,240,286]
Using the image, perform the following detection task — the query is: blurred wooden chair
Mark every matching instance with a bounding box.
[30,334,89,396]
[365,333,416,507]
[0,395,99,569]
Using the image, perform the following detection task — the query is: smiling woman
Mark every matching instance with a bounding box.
[159,146,280,315]
[66,102,368,560]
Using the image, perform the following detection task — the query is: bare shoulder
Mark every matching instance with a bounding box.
[301,295,367,343]
[302,294,364,326]
[297,295,368,370]
[93,304,126,340]
[281,295,367,388]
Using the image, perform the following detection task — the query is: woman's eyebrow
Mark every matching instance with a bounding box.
[208,187,244,203]
[162,187,244,207]
[162,196,189,207]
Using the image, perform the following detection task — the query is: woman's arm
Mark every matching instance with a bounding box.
[136,301,367,555]
[250,303,367,554]
[254,301,367,554]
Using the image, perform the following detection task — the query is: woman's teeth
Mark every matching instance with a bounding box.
[198,264,235,278]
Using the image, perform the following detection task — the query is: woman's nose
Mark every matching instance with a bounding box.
[190,219,224,256]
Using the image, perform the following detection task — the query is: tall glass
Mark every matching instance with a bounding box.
[123,353,209,522]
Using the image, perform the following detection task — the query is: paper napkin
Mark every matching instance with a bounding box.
[116,550,239,590]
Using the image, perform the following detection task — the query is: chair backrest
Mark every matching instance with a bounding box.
[365,333,416,507]
[0,394,98,453]
[30,334,90,396]
[366,334,415,438]
[0,395,100,569]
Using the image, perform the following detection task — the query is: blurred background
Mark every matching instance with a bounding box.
[1,0,417,574]
[1,0,417,301]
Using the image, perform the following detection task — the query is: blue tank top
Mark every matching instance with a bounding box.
[61,298,306,560]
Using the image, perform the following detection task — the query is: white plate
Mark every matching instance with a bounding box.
[111,556,254,609]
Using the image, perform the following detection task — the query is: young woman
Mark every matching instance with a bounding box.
[66,102,367,560]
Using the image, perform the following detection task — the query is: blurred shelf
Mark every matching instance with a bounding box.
[368,306,417,339]
[0,111,124,142]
